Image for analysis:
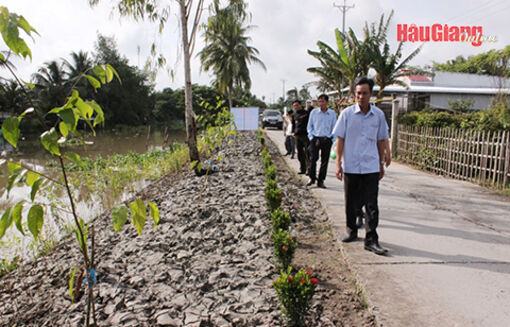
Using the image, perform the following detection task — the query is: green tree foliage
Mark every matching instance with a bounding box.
[232,89,267,108]
[399,97,510,131]
[308,28,370,99]
[151,84,266,128]
[0,8,161,326]
[432,46,510,78]
[448,98,475,113]
[199,0,266,108]
[366,11,423,98]
[0,79,27,115]
[32,60,69,112]
[307,33,348,97]
[93,35,154,126]
[308,12,423,100]
[0,34,154,128]
[64,50,95,100]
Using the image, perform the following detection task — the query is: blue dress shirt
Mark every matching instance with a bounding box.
[332,103,389,174]
[307,108,337,140]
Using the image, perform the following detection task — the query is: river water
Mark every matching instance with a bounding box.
[0,128,186,262]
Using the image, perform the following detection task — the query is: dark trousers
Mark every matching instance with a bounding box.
[308,137,332,182]
[285,135,295,156]
[344,173,380,243]
[295,134,309,173]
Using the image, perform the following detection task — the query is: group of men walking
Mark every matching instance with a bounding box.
[281,77,391,255]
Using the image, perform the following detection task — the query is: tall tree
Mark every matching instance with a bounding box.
[285,87,298,105]
[93,34,153,126]
[199,0,265,108]
[31,60,68,112]
[433,46,510,80]
[63,50,94,99]
[89,0,206,167]
[298,86,311,101]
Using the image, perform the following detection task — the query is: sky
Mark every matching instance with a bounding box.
[3,0,510,104]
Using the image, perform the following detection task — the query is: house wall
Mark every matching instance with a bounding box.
[429,93,493,110]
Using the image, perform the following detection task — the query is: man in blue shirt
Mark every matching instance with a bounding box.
[306,94,337,188]
[333,78,391,255]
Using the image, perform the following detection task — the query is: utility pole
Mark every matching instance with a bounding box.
[281,79,286,107]
[333,0,354,34]
[334,0,354,101]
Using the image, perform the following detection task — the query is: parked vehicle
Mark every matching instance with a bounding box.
[261,109,283,129]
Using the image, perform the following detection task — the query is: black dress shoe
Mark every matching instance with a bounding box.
[290,155,295,159]
[317,181,326,188]
[364,242,387,255]
[306,179,315,186]
[341,233,357,243]
[298,171,306,175]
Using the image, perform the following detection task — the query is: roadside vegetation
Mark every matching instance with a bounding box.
[399,97,510,130]
[0,36,266,132]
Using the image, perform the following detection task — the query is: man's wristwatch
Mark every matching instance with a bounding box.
[380,160,385,165]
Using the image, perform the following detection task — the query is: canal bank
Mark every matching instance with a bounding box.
[0,131,376,326]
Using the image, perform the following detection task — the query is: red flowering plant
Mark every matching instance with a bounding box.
[273,266,318,326]
[271,209,291,232]
[265,164,277,180]
[272,228,297,269]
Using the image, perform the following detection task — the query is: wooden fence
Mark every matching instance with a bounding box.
[397,125,510,188]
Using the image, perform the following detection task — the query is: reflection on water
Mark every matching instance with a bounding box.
[0,128,186,262]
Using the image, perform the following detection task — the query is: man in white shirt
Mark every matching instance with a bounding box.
[306,94,337,188]
[333,77,391,255]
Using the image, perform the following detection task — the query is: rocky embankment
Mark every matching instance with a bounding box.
[0,131,377,327]
[0,131,282,326]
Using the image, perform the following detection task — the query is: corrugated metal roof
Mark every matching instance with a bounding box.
[378,85,510,95]
[333,85,510,95]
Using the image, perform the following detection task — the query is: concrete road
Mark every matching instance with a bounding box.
[265,129,510,327]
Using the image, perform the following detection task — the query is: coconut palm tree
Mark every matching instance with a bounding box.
[199,0,265,108]
[32,60,69,111]
[298,86,311,101]
[64,51,93,79]
[63,50,94,99]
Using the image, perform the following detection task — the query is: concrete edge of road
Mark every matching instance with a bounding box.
[321,201,383,327]
[263,130,383,327]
